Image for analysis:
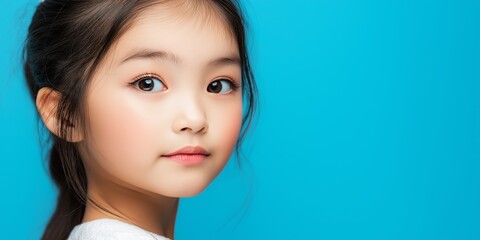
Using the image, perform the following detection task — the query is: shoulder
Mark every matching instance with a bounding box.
[67,218,170,240]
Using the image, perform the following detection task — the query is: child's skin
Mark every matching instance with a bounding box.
[37,2,243,238]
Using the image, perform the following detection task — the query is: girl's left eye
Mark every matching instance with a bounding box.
[207,79,238,94]
[130,75,166,92]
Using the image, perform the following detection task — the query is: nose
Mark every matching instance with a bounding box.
[172,96,208,135]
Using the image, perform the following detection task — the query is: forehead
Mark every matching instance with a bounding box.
[108,2,239,65]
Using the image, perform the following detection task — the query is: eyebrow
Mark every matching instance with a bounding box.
[120,49,241,67]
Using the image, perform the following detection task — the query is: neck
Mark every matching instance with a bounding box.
[82,172,179,239]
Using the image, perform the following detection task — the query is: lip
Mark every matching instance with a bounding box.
[162,146,210,165]
[163,146,210,157]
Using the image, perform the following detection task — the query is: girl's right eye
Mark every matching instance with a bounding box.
[130,75,167,92]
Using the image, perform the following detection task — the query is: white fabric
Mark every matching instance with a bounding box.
[67,218,171,240]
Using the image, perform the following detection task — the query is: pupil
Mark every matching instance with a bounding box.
[209,81,221,93]
[140,79,153,91]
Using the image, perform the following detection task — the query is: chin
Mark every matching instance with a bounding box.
[164,186,208,198]
[156,178,211,198]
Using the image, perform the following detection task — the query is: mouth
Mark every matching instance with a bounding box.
[162,146,210,165]
[163,145,210,156]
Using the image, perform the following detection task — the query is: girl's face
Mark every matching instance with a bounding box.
[79,4,242,198]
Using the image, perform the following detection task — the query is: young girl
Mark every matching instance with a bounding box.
[23,0,258,239]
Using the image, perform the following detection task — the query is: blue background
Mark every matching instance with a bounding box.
[1,0,479,239]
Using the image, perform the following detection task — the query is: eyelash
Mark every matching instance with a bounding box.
[128,73,241,93]
[129,73,163,85]
[222,77,241,91]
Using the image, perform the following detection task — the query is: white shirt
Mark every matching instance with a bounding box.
[67,218,171,240]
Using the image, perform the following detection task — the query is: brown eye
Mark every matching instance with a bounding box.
[207,79,234,94]
[133,76,166,92]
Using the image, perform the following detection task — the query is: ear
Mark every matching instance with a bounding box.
[36,87,84,142]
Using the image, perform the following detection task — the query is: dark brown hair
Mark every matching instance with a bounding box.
[23,0,258,239]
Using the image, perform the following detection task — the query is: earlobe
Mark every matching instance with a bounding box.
[36,87,84,142]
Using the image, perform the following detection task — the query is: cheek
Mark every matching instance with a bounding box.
[211,99,243,161]
[85,88,160,179]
